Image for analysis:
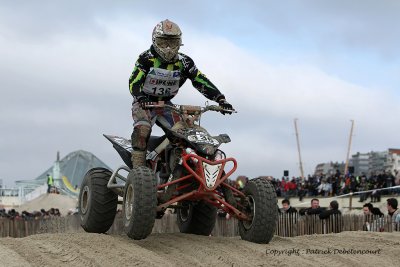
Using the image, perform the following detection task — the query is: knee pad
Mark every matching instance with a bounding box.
[131,125,151,150]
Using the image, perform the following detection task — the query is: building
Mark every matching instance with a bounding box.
[356,149,400,176]
[352,152,370,176]
[369,151,387,175]
[314,148,400,177]
[0,150,110,208]
[383,148,400,174]
[314,162,345,176]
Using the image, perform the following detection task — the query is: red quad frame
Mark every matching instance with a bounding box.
[156,153,250,221]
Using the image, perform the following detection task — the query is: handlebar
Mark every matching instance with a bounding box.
[144,101,237,115]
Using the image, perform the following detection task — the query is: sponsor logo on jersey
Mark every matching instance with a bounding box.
[149,78,177,86]
[155,70,171,78]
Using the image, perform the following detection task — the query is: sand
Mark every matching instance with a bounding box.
[4,194,399,266]
[15,194,78,215]
[0,231,398,267]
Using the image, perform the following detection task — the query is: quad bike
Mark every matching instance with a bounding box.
[78,101,277,243]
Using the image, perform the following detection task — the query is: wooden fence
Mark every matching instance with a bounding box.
[275,214,397,237]
[0,215,82,238]
[1,213,398,238]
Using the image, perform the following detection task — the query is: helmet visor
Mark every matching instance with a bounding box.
[155,37,181,49]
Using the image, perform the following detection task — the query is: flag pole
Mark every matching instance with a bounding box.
[344,120,355,177]
[294,118,304,180]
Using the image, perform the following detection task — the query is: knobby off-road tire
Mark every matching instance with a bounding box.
[123,166,157,240]
[238,178,278,243]
[177,201,217,236]
[79,168,118,233]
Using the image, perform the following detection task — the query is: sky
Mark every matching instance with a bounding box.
[1,0,399,186]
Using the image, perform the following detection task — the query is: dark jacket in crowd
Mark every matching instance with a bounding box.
[371,207,384,217]
[319,209,342,219]
[299,207,325,216]
[279,206,298,214]
[319,200,341,219]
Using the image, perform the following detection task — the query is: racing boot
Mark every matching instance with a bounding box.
[131,125,151,168]
[131,150,146,168]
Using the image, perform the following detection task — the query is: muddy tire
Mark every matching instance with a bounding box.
[79,168,118,233]
[238,178,277,243]
[123,166,157,240]
[177,201,217,235]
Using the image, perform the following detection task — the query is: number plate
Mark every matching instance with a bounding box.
[187,132,219,145]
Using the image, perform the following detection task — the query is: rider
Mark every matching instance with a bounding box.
[129,19,234,167]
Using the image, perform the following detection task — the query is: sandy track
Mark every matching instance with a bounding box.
[0,231,399,267]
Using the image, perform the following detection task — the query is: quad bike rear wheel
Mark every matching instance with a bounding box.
[177,201,217,235]
[123,166,157,240]
[238,178,277,243]
[79,167,118,233]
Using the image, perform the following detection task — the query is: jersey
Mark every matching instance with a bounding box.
[129,46,225,102]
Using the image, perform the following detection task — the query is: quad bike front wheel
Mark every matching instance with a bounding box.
[123,166,157,240]
[177,201,217,236]
[238,178,277,243]
[79,167,118,233]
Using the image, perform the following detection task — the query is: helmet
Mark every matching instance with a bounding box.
[152,19,182,62]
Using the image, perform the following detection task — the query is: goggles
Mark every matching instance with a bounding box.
[155,37,181,49]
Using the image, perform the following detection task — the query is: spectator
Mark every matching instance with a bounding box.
[385,171,394,193]
[282,178,289,198]
[299,198,325,216]
[278,198,298,237]
[298,183,306,202]
[358,177,368,202]
[363,203,384,232]
[49,208,55,216]
[47,173,53,194]
[0,208,9,218]
[40,208,50,219]
[317,179,330,197]
[288,178,297,197]
[363,203,384,217]
[319,200,342,233]
[319,200,341,219]
[32,211,43,220]
[395,170,400,195]
[280,199,298,214]
[7,209,20,220]
[54,208,61,216]
[370,184,381,203]
[387,198,400,231]
[21,211,32,220]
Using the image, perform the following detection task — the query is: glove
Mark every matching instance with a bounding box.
[218,99,234,115]
[137,96,154,110]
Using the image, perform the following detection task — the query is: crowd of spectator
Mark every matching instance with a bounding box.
[277,197,400,232]
[269,170,399,201]
[0,208,61,220]
[278,198,341,219]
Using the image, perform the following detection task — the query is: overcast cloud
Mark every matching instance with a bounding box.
[0,1,399,186]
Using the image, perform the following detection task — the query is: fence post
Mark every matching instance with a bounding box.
[349,193,353,211]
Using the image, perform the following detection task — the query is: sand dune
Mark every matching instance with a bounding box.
[15,194,78,215]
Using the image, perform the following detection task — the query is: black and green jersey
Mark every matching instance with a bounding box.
[129,46,224,102]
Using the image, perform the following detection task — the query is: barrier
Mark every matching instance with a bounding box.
[291,185,400,210]
[1,213,398,238]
